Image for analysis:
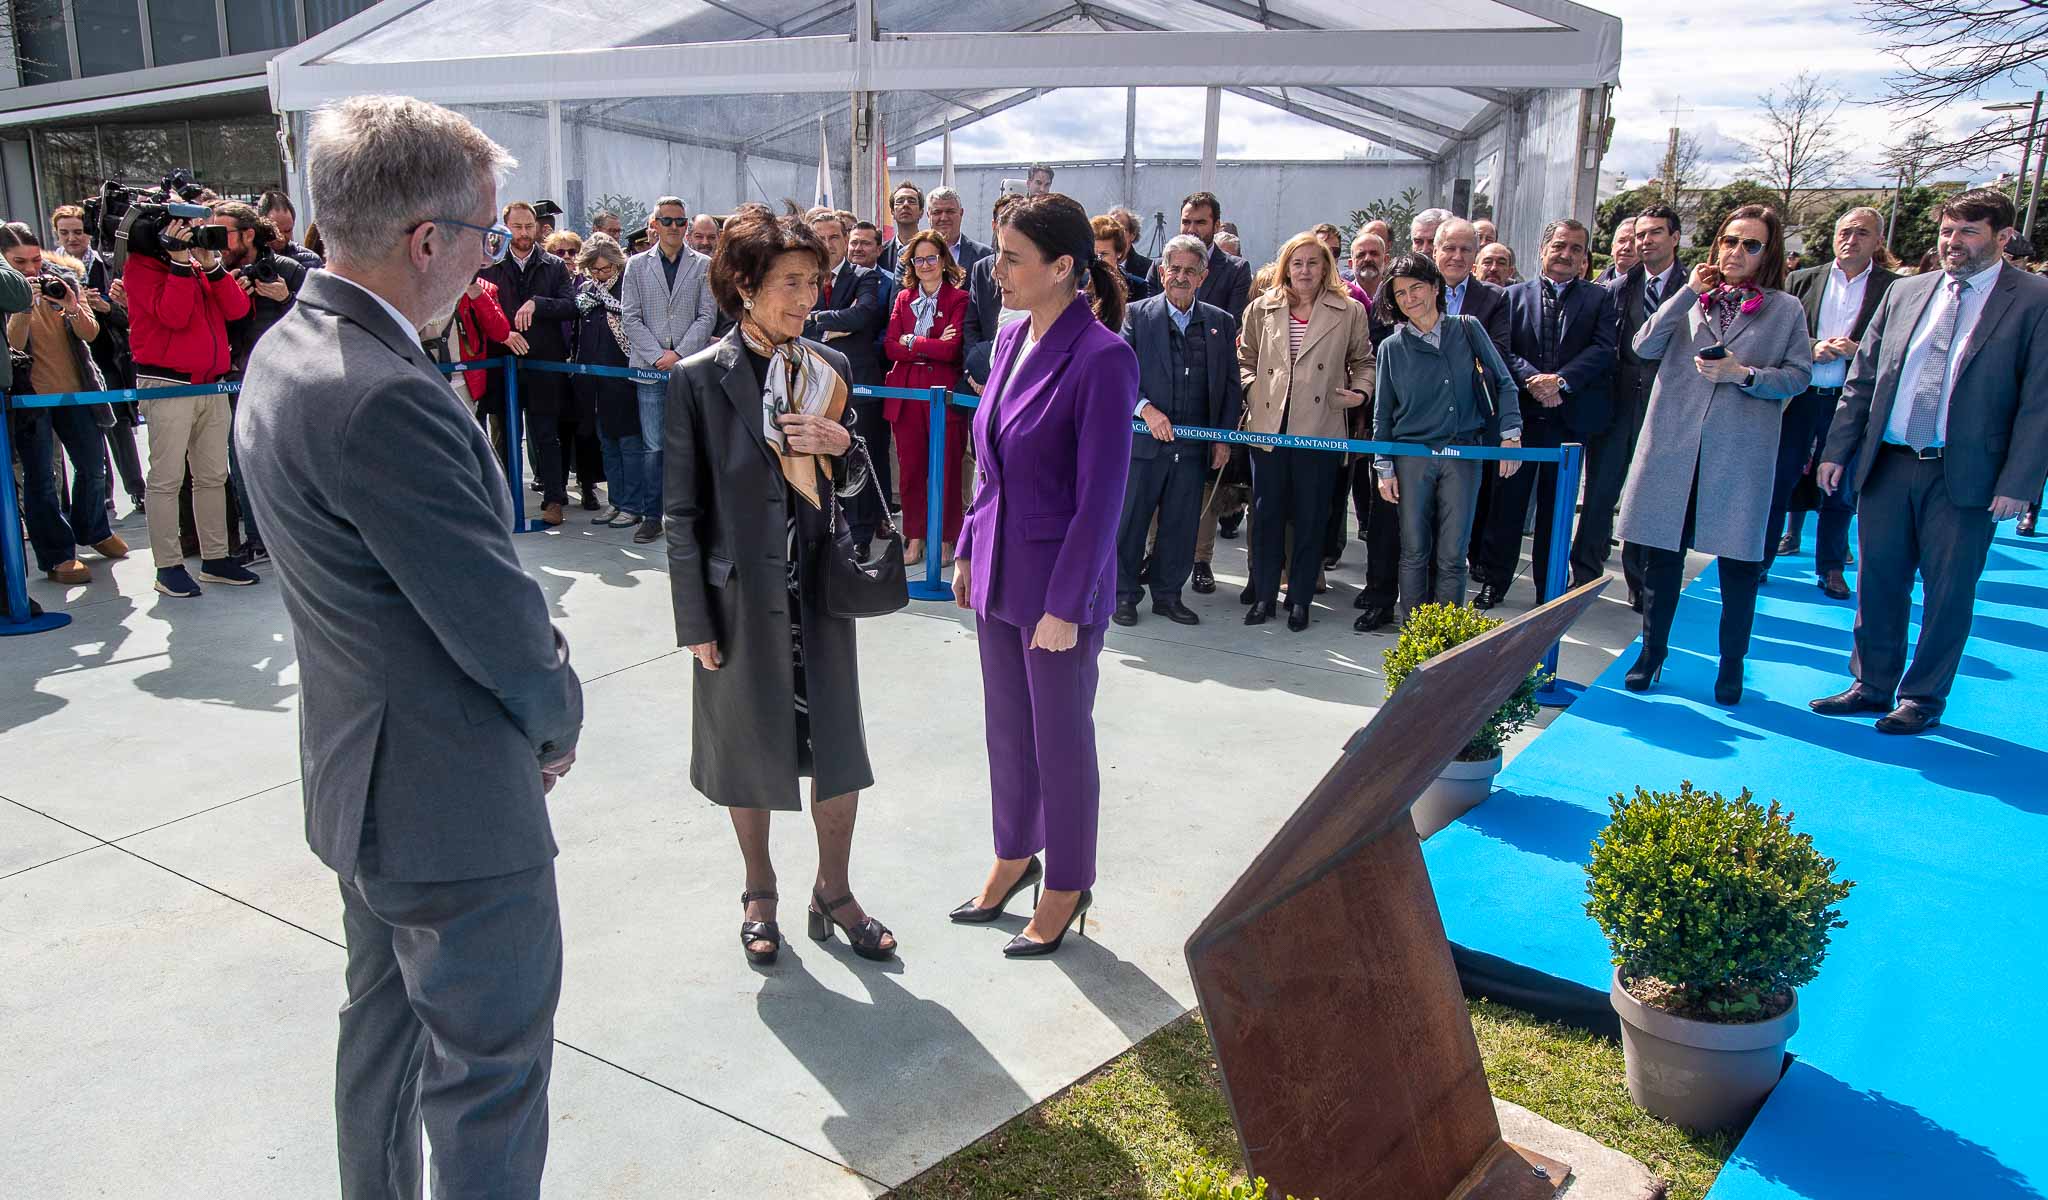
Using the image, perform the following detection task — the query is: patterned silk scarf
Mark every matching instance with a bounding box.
[741,321,850,509]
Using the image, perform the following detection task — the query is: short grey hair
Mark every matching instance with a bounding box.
[1436,218,1479,250]
[577,232,626,273]
[654,196,687,213]
[1109,205,1140,233]
[1838,206,1884,231]
[307,95,515,267]
[1215,232,1242,254]
[1161,234,1209,272]
[1411,207,1452,235]
[928,186,963,208]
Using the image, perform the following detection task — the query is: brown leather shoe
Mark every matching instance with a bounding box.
[1818,567,1851,601]
[47,559,91,585]
[92,533,130,560]
[542,502,565,527]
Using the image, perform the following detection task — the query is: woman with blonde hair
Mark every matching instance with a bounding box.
[1236,231,1374,631]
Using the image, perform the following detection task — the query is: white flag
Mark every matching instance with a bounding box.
[815,115,835,211]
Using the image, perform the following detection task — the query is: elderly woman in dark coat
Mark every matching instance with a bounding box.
[572,234,645,528]
[1616,204,1813,705]
[665,204,894,966]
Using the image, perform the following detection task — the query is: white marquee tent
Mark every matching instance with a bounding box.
[267,0,1621,257]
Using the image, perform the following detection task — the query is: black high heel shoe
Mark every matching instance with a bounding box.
[808,889,897,961]
[1286,603,1311,632]
[949,856,1043,923]
[739,890,781,966]
[1004,890,1094,958]
[1624,647,1666,693]
[1245,600,1275,626]
[1715,658,1744,705]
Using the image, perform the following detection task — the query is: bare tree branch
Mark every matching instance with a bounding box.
[1863,0,2048,115]
[1744,73,1857,215]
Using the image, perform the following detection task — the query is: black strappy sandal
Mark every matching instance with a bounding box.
[740,890,782,966]
[808,888,898,961]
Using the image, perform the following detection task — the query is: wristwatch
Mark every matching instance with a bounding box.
[1742,369,1757,388]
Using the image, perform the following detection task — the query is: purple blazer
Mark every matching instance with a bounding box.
[956,295,1139,629]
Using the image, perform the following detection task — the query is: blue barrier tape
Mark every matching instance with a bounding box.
[515,358,670,385]
[12,379,240,408]
[849,383,1564,463]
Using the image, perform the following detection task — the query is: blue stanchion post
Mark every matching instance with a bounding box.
[908,385,953,601]
[501,359,545,534]
[1537,441,1588,708]
[0,392,75,636]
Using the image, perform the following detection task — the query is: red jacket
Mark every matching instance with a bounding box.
[882,281,970,422]
[121,252,252,384]
[456,280,512,399]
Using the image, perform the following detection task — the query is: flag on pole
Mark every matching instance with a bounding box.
[814,115,835,211]
[941,118,955,190]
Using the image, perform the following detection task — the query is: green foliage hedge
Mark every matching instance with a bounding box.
[1585,782,1855,1021]
[1381,603,1544,762]
[1165,1158,1316,1200]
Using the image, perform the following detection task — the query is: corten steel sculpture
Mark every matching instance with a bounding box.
[1187,580,1606,1200]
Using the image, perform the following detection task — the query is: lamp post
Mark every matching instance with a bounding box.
[1988,94,2043,236]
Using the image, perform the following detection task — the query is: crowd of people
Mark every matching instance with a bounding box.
[10,92,2037,1198]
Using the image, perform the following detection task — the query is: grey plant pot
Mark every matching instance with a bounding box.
[1609,969,1799,1133]
[1412,754,1500,840]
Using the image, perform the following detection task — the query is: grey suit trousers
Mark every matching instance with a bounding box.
[1850,449,1996,708]
[336,859,562,1200]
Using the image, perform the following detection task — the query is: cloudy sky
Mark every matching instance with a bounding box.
[942,0,2027,188]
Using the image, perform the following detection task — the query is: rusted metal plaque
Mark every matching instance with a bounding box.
[1187,581,1604,1200]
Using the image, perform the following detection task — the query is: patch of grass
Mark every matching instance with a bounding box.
[890,1001,1734,1200]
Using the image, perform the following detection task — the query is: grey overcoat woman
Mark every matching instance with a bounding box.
[1616,285,1814,561]
[664,328,874,810]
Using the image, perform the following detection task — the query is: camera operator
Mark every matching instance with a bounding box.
[0,223,125,585]
[257,191,324,270]
[53,202,145,513]
[213,200,306,566]
[124,210,257,598]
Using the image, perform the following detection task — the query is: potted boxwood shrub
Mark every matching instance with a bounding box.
[1382,603,1545,838]
[1585,781,1855,1133]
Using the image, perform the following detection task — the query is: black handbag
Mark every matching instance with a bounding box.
[814,439,909,619]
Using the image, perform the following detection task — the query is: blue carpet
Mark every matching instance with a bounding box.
[1424,527,2048,1199]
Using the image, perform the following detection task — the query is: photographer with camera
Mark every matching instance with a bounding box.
[124,207,257,598]
[53,202,146,513]
[257,191,323,270]
[213,200,307,566]
[1,223,125,586]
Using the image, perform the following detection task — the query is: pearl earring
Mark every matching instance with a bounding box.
[743,298,755,311]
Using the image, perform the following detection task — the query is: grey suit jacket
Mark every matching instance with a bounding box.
[1825,263,2048,508]
[236,271,583,883]
[622,245,719,368]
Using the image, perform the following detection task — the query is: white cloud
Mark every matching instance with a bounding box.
[912,0,2028,191]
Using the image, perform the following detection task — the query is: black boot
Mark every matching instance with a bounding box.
[1624,647,1666,692]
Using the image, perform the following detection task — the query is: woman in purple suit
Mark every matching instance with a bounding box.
[948,194,1138,958]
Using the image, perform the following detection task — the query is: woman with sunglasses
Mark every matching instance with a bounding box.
[882,230,971,566]
[1616,204,1813,703]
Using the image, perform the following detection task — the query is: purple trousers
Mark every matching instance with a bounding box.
[976,613,1106,892]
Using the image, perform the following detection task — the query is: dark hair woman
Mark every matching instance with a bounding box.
[572,235,645,528]
[1616,203,1814,704]
[883,228,971,566]
[950,193,1137,957]
[666,203,896,966]
[1368,254,1523,625]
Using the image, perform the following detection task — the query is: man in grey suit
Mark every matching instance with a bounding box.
[236,96,583,1198]
[1814,188,2048,735]
[622,195,719,545]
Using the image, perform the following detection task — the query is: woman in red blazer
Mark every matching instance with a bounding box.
[883,229,972,565]
[455,274,512,405]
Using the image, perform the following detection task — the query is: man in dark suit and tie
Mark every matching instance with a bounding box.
[962,192,1026,392]
[926,185,991,275]
[1595,203,1687,607]
[1813,188,2048,735]
[236,97,583,1198]
[1770,206,1898,599]
[1114,235,1241,627]
[1112,206,1155,287]
[804,212,889,549]
[877,181,925,275]
[1475,218,1617,607]
[1157,191,1252,335]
